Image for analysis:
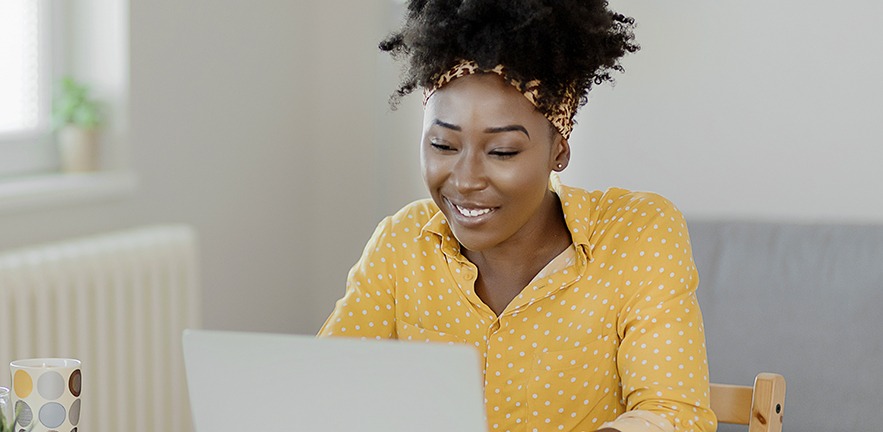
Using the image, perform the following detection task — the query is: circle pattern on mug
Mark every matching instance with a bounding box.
[69,398,81,425]
[14,400,33,427]
[13,370,33,398]
[69,370,82,397]
[38,371,66,400]
[39,402,66,428]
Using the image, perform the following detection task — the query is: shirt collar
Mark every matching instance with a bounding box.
[421,209,463,259]
[549,173,595,264]
[420,173,595,262]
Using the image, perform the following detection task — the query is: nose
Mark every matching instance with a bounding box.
[450,150,488,194]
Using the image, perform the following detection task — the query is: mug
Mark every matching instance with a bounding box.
[9,358,82,432]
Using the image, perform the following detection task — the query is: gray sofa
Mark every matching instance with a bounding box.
[688,220,883,432]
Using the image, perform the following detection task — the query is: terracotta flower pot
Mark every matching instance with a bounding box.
[58,125,99,172]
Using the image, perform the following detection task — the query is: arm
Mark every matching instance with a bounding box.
[318,216,397,339]
[607,195,717,432]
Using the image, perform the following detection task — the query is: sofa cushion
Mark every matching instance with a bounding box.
[688,220,883,432]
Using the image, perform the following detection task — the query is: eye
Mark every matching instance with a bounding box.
[489,149,519,159]
[430,141,456,152]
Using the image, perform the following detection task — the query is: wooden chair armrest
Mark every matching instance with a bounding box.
[709,372,786,432]
[750,373,786,432]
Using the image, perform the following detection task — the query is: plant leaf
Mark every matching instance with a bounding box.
[52,76,102,129]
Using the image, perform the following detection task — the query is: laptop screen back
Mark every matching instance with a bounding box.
[183,330,488,432]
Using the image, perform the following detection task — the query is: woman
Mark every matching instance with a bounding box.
[319,1,717,431]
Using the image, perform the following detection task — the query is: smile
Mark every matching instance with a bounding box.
[455,204,492,217]
[446,198,497,219]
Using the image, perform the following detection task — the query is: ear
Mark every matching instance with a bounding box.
[551,135,571,172]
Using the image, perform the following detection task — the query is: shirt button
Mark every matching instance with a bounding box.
[464,272,474,281]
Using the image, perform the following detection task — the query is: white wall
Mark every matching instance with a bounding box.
[0,0,419,335]
[2,0,881,336]
[562,0,883,223]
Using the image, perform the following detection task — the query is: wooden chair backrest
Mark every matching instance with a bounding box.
[710,373,786,432]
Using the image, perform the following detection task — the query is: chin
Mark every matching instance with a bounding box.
[449,227,498,253]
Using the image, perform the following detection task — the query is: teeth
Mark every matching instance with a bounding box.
[455,204,492,217]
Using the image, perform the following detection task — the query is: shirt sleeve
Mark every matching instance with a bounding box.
[601,410,674,432]
[318,216,398,339]
[612,195,718,432]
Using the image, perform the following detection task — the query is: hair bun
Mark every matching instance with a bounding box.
[456,0,549,29]
[382,0,639,116]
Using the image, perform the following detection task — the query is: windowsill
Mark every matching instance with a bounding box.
[0,170,137,216]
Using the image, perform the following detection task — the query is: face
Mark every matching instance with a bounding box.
[421,74,570,253]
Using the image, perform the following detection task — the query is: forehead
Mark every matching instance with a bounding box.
[423,74,548,131]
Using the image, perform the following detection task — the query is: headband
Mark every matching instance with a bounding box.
[422,60,578,140]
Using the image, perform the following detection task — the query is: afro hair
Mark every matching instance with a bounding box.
[380,0,639,117]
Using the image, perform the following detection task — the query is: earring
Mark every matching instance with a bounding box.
[556,163,563,170]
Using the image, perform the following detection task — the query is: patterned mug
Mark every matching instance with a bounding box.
[9,359,82,432]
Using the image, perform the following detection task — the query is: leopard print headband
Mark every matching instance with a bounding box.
[422,60,578,140]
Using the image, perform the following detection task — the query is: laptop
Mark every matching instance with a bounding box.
[182,329,488,432]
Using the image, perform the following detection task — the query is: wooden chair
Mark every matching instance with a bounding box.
[710,373,786,432]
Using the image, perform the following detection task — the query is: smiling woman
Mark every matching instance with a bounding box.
[319,1,716,432]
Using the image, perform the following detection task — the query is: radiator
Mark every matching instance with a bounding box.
[0,225,201,432]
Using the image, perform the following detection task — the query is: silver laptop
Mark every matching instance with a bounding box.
[182,329,488,432]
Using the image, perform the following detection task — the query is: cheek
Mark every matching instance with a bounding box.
[493,161,550,196]
[420,153,447,190]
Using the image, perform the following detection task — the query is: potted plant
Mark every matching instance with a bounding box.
[1,408,33,432]
[0,388,32,432]
[53,76,103,172]
[0,410,34,432]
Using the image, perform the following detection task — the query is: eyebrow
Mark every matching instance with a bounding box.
[432,119,530,138]
[484,125,530,138]
[433,119,462,131]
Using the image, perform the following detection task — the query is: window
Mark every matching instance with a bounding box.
[0,0,43,134]
[0,0,135,215]
[0,0,56,177]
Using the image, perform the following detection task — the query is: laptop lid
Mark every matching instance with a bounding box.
[182,329,488,432]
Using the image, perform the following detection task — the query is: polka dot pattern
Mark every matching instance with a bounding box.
[13,370,32,399]
[69,398,81,425]
[320,179,717,432]
[38,372,65,400]
[39,402,66,428]
[14,400,32,427]
[69,370,81,397]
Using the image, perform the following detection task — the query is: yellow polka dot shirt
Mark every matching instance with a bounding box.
[319,177,717,432]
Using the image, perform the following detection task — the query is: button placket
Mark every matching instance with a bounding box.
[484,328,510,423]
[487,317,528,430]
